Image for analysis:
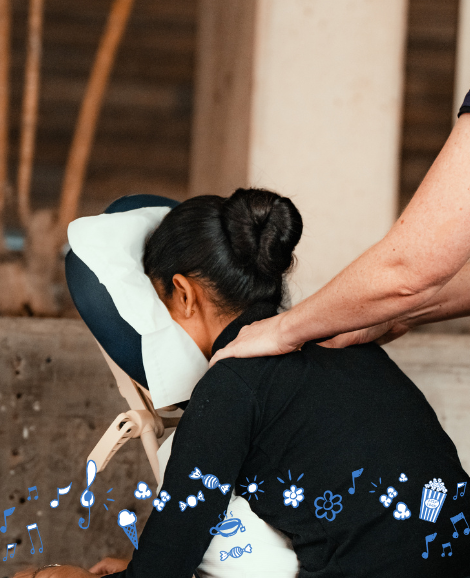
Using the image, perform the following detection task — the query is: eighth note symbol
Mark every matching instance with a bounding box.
[27,486,38,501]
[441,542,452,557]
[27,523,43,554]
[421,532,436,559]
[3,543,16,561]
[79,459,97,530]
[348,468,364,495]
[453,482,467,500]
[450,512,470,539]
[0,507,15,533]
[50,483,73,508]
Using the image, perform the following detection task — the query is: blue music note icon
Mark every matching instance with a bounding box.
[27,486,38,501]
[50,483,73,508]
[0,507,15,533]
[441,542,452,557]
[453,482,467,500]
[3,543,16,561]
[421,532,436,559]
[450,512,470,539]
[348,468,364,495]
[27,523,43,554]
[79,460,97,530]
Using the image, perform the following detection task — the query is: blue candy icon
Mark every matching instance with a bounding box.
[189,467,231,495]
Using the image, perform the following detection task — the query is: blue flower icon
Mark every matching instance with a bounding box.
[314,491,343,522]
[283,485,305,508]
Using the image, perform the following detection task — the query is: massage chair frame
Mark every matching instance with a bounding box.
[88,342,180,485]
[92,345,199,578]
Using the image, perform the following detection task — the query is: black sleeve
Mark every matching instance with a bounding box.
[457,89,470,117]
[105,361,259,578]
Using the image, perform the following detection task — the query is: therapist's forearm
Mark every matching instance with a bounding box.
[280,115,470,346]
[281,242,443,346]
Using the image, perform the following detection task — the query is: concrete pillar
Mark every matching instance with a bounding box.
[454,0,470,117]
[190,0,408,302]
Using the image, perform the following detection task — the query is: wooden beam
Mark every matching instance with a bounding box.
[58,0,135,237]
[17,0,43,228]
[0,0,10,251]
[189,0,257,197]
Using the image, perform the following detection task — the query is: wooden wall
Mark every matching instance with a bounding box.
[6,0,197,225]
[399,0,459,212]
[3,0,461,223]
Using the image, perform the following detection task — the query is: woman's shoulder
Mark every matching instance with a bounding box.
[190,356,263,400]
[209,346,311,395]
[183,357,262,424]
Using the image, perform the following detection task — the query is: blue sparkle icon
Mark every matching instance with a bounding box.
[103,488,115,510]
[240,475,264,501]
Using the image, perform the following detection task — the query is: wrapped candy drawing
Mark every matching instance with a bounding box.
[189,467,231,495]
[220,544,252,561]
[117,509,139,549]
[419,478,447,523]
[179,490,205,511]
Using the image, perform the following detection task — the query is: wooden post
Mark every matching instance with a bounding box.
[57,0,135,238]
[190,0,408,302]
[0,0,10,252]
[17,0,43,228]
[189,0,257,197]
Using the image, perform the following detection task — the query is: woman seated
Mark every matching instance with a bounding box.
[92,187,469,578]
[58,188,470,578]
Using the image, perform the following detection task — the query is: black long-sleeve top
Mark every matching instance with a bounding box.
[108,303,470,578]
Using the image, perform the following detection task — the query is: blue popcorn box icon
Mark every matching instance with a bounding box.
[419,487,446,523]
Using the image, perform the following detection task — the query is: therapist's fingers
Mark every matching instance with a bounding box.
[319,322,393,348]
[319,320,410,348]
[12,568,35,578]
[210,313,299,367]
[374,323,410,345]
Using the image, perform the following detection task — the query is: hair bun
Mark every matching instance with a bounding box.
[220,188,303,278]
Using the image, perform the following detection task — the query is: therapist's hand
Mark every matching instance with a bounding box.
[319,320,410,348]
[209,311,302,367]
[89,557,131,576]
[13,566,95,578]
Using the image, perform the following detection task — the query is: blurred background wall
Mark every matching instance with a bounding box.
[6,0,195,224]
[1,0,467,317]
[2,0,462,222]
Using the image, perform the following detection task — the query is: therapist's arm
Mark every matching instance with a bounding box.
[321,260,470,347]
[211,114,470,364]
[400,261,470,326]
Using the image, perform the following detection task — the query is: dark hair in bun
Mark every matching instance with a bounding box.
[144,187,303,314]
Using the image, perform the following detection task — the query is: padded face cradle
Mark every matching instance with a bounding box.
[65,194,179,390]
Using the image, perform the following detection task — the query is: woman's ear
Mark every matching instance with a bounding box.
[172,274,196,319]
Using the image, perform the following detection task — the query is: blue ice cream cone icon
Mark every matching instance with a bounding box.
[118,509,139,549]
